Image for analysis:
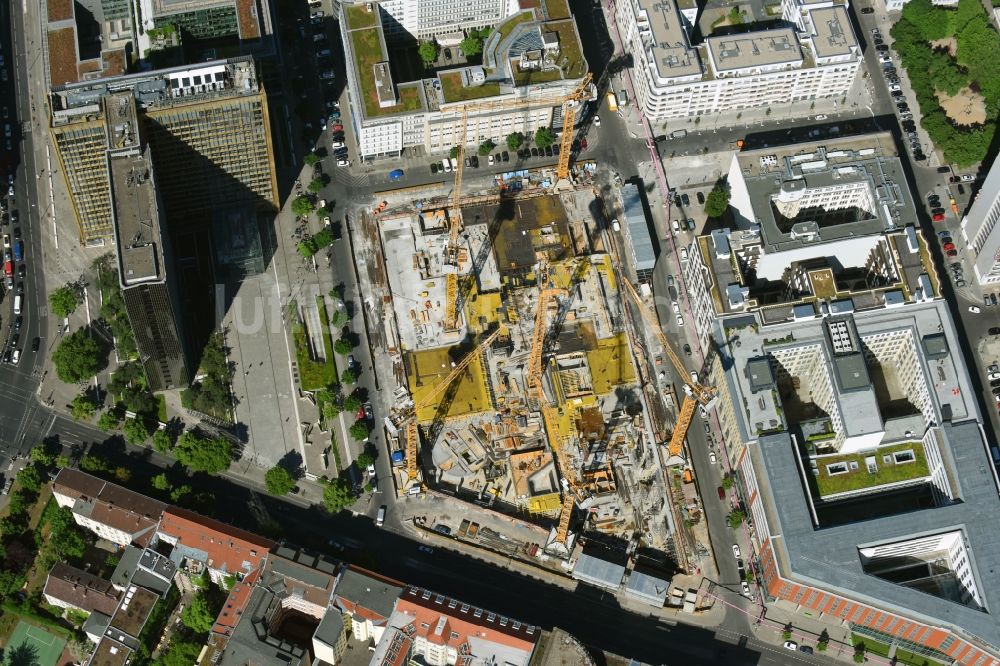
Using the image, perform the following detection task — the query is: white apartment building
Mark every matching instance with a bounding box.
[374,0,520,39]
[882,0,956,13]
[960,155,1000,285]
[612,0,861,120]
[342,3,588,160]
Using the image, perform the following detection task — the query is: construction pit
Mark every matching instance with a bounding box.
[379,189,675,560]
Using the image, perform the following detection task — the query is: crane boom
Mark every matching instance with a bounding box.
[556,73,593,181]
[405,328,502,479]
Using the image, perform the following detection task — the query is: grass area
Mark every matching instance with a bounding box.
[851,634,945,666]
[439,71,501,102]
[814,442,930,497]
[545,0,571,19]
[290,299,337,392]
[349,28,425,118]
[496,10,534,44]
[156,394,167,423]
[546,19,587,79]
[514,67,563,85]
[344,3,378,29]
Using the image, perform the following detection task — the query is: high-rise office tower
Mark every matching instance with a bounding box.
[49,57,278,244]
[104,92,189,390]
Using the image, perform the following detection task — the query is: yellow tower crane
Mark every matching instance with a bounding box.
[620,279,718,457]
[403,328,502,480]
[556,72,593,181]
[526,287,578,545]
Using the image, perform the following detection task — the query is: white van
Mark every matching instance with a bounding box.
[13,295,21,315]
[376,505,386,527]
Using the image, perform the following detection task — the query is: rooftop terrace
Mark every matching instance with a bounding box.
[811,441,930,497]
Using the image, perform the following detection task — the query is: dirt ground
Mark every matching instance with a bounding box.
[929,37,957,56]
[937,86,987,126]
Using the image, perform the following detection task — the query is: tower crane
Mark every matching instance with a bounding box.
[403,328,502,480]
[443,72,594,328]
[620,279,718,457]
[526,287,578,546]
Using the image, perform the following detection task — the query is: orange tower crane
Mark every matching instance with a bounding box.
[620,279,717,457]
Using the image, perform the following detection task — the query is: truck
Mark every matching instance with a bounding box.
[3,259,11,287]
[606,91,618,113]
[12,239,21,262]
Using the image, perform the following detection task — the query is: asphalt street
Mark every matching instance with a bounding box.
[0,0,53,478]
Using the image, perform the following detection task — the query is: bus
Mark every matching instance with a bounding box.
[606,92,618,113]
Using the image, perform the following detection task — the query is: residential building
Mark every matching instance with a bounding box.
[340,3,589,160]
[384,585,540,666]
[960,155,1000,285]
[332,566,405,646]
[372,0,520,40]
[52,469,166,548]
[43,563,121,617]
[882,0,956,12]
[110,546,179,596]
[105,91,190,390]
[714,299,1000,665]
[611,0,861,120]
[155,506,275,585]
[681,132,933,357]
[49,57,278,244]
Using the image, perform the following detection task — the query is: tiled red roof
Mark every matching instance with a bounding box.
[212,567,260,636]
[158,507,274,576]
[52,469,166,547]
[43,563,120,616]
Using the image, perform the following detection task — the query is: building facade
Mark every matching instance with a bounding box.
[612,0,861,120]
[52,469,166,548]
[49,57,278,244]
[960,155,1000,285]
[372,0,519,39]
[341,3,589,160]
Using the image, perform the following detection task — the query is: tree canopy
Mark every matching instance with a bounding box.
[48,286,80,319]
[153,640,203,666]
[418,40,439,64]
[52,329,101,383]
[478,140,495,156]
[506,132,524,151]
[265,465,296,496]
[123,418,150,445]
[71,393,98,420]
[349,421,370,441]
[704,185,730,218]
[533,127,555,149]
[322,477,355,512]
[292,195,315,217]
[174,431,234,474]
[181,592,217,634]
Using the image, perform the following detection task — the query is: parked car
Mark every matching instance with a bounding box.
[943,242,956,251]
[932,213,945,222]
[681,193,690,206]
[696,191,705,204]
[732,544,742,559]
[783,642,798,651]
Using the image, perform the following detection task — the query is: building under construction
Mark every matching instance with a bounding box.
[49,56,278,245]
[381,188,666,553]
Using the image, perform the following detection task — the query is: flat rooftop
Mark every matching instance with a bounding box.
[706,28,802,72]
[50,56,261,121]
[634,0,702,80]
[91,639,133,666]
[752,418,1000,649]
[108,144,164,286]
[807,6,857,59]
[109,585,159,639]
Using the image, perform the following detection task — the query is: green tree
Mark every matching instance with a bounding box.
[334,338,355,355]
[721,473,734,489]
[151,473,172,492]
[322,477,355,512]
[304,152,321,167]
[460,32,485,57]
[52,329,101,383]
[727,509,746,529]
[97,410,121,432]
[174,431,233,474]
[181,592,217,634]
[704,185,730,218]
[71,393,98,420]
[29,445,56,468]
[449,146,460,160]
[170,484,193,503]
[155,638,205,666]
[341,368,357,384]
[307,178,325,194]
[477,139,495,156]
[292,195,315,217]
[418,40,439,64]
[151,429,174,453]
[114,466,132,483]
[533,127,555,149]
[298,237,319,259]
[265,465,296,496]
[15,465,41,493]
[48,286,80,318]
[123,418,150,445]
[728,6,743,23]
[853,645,866,664]
[80,453,109,473]
[342,394,361,413]
[349,421,370,441]
[356,452,374,470]
[506,132,524,151]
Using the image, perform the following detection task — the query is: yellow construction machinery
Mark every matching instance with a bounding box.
[403,328,502,480]
[620,279,717,457]
[526,287,579,546]
[556,72,593,181]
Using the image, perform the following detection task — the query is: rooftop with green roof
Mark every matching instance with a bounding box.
[811,441,930,498]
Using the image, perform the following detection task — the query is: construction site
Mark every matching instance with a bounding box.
[359,152,701,568]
